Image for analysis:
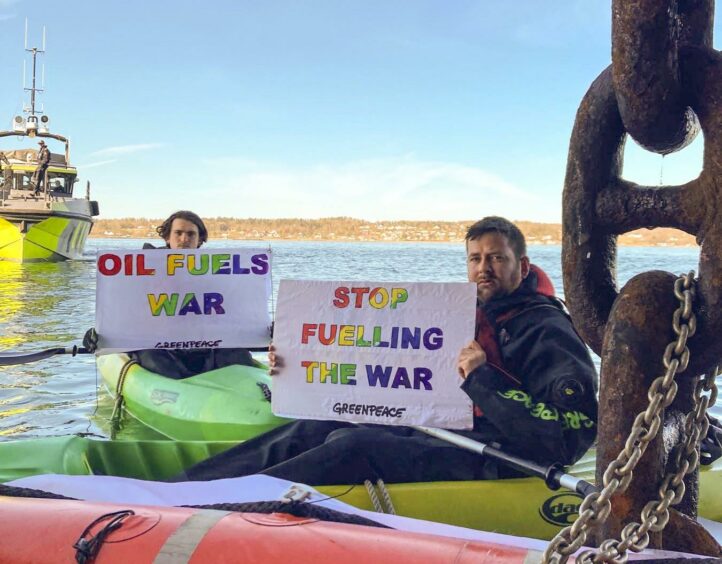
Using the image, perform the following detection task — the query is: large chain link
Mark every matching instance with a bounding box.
[544,272,718,563]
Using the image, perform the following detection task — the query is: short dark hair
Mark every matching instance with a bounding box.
[156,210,208,245]
[465,216,526,258]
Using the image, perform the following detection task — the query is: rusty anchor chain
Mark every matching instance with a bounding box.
[611,0,706,154]
[562,0,722,364]
[558,0,722,559]
[545,275,718,562]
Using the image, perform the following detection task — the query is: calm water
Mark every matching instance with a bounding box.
[0,239,711,440]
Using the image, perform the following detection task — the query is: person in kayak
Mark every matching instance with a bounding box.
[176,216,598,484]
[84,210,257,378]
[153,209,209,250]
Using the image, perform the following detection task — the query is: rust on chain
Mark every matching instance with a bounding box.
[611,0,710,153]
[594,273,672,548]
[563,31,722,375]
[593,272,719,553]
[562,0,722,553]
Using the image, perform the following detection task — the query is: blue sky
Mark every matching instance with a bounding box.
[0,1,712,221]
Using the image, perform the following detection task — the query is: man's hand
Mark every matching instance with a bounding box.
[457,340,486,379]
[83,328,99,353]
[268,343,283,376]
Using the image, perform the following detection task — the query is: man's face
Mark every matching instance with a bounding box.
[466,232,529,303]
[165,218,201,249]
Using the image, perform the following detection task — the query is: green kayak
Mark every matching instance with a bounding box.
[97,353,290,440]
[0,436,237,482]
[1,435,721,541]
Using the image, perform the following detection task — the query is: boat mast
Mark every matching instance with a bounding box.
[22,20,46,134]
[0,25,69,149]
[10,23,70,162]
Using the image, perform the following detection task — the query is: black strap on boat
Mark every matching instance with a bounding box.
[257,382,272,402]
[183,500,391,529]
[73,509,135,564]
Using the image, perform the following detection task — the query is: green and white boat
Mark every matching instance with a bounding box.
[0,37,98,263]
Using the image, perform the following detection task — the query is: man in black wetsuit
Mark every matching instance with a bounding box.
[84,210,256,378]
[177,216,598,484]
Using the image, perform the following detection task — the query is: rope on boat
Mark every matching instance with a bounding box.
[182,500,392,529]
[0,483,76,500]
[376,479,396,515]
[364,479,395,515]
[364,480,383,513]
[0,484,392,530]
[110,358,138,438]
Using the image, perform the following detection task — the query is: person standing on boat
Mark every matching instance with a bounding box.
[84,210,256,378]
[31,140,50,195]
[0,152,11,189]
[176,216,598,485]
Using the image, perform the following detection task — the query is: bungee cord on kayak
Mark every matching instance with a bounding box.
[108,357,138,439]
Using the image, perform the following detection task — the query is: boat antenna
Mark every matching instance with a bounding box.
[20,19,48,134]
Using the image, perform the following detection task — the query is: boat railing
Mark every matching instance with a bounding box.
[0,132,70,164]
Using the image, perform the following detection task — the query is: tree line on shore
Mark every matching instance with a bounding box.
[91,217,696,247]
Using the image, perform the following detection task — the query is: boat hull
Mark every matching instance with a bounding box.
[0,494,535,564]
[0,202,96,262]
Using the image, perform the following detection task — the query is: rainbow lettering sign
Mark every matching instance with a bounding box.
[272,280,476,429]
[95,248,272,354]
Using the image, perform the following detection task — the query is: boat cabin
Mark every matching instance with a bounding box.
[0,145,78,201]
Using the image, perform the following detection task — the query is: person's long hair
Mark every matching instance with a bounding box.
[155,210,209,247]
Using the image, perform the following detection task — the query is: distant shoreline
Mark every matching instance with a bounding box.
[87,234,697,248]
[89,218,697,248]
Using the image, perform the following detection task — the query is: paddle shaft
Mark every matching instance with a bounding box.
[0,346,91,366]
[414,425,598,498]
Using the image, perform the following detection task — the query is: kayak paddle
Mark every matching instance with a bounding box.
[414,425,598,497]
[0,346,91,366]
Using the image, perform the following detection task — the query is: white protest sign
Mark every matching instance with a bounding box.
[272,280,476,429]
[95,248,272,354]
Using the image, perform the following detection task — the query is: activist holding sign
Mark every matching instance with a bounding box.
[176,216,598,484]
[84,210,257,378]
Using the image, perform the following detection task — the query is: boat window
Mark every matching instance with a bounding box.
[47,173,75,194]
[17,172,33,190]
[6,171,76,193]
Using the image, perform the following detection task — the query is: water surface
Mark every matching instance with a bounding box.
[0,239,711,440]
